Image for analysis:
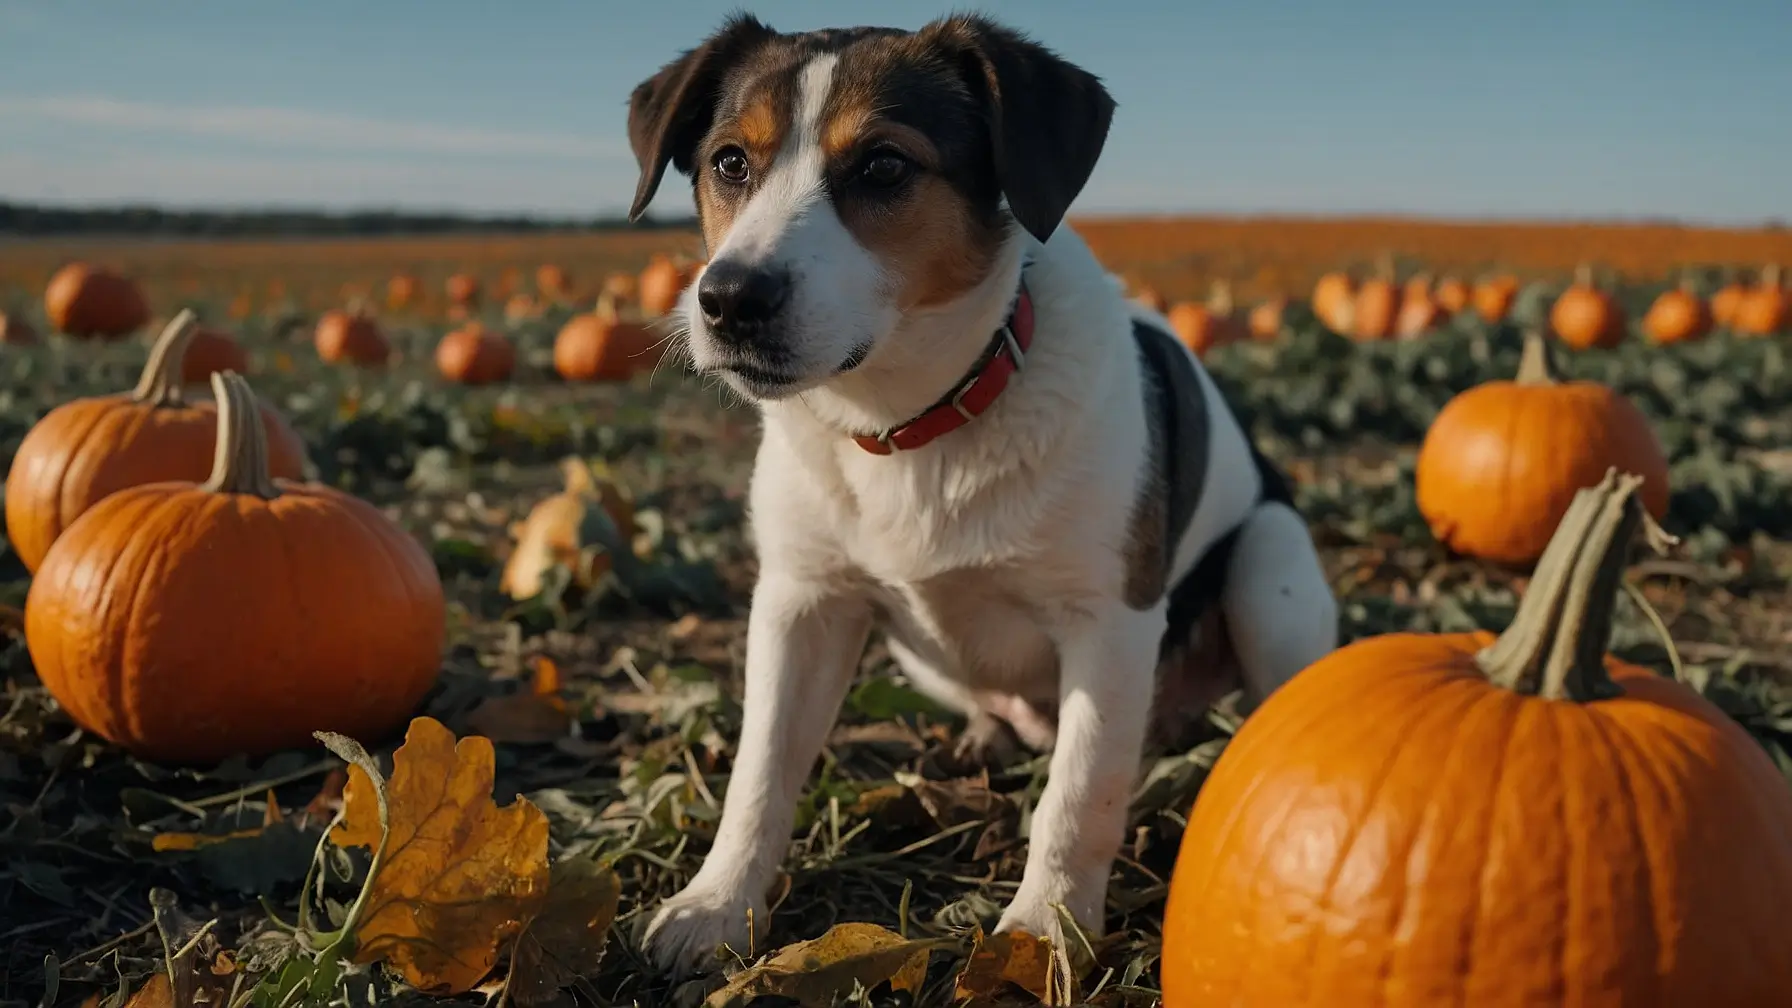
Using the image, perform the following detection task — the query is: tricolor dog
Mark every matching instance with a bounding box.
[627,12,1340,973]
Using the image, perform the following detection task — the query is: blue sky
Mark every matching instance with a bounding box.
[0,0,1786,223]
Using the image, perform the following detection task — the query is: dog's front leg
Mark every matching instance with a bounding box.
[643,574,872,974]
[997,600,1160,942]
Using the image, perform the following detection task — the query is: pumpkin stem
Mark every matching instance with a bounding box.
[199,371,282,499]
[1514,329,1557,386]
[132,308,199,405]
[1573,263,1594,289]
[595,289,621,322]
[1208,279,1234,317]
[1476,469,1678,701]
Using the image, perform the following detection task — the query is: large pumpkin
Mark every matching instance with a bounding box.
[315,303,390,366]
[1642,278,1712,345]
[1167,281,1244,357]
[435,321,516,385]
[1161,471,1792,1007]
[553,294,658,381]
[180,324,251,383]
[1415,330,1668,565]
[44,262,151,338]
[5,311,308,574]
[25,372,445,765]
[1311,271,1356,334]
[1550,264,1626,349]
[1735,263,1789,336]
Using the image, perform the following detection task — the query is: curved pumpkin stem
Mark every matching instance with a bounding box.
[1475,469,1678,701]
[594,289,621,323]
[199,371,282,499]
[132,308,199,406]
[1514,330,1557,386]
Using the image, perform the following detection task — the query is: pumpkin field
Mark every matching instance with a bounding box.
[1,217,1790,1007]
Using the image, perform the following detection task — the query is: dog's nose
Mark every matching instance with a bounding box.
[697,261,790,343]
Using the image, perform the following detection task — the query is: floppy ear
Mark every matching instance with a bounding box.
[921,15,1116,244]
[626,14,778,221]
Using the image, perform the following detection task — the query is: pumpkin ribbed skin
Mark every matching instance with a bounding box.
[1550,266,1626,349]
[24,373,444,765]
[45,263,150,338]
[1471,275,1519,323]
[315,307,389,366]
[1160,632,1792,1008]
[1642,285,1712,345]
[554,299,657,381]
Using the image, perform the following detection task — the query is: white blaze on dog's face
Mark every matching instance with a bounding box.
[623,16,1116,401]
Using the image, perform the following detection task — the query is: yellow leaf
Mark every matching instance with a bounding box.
[954,928,1077,1005]
[150,827,266,852]
[507,857,623,1007]
[121,974,173,1008]
[704,922,944,1008]
[330,716,552,995]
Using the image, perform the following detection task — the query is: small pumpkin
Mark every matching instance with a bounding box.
[602,271,639,307]
[5,311,308,574]
[179,324,251,383]
[386,273,420,312]
[1349,259,1401,341]
[0,310,39,345]
[536,264,572,300]
[1311,271,1356,333]
[1433,275,1470,314]
[26,372,444,765]
[1415,330,1668,565]
[315,303,390,366]
[1471,273,1520,323]
[44,262,151,338]
[504,293,541,323]
[638,254,699,317]
[1130,282,1169,314]
[1161,470,1792,1008]
[1735,263,1789,336]
[1393,272,1448,339]
[1549,263,1626,349]
[1247,297,1286,341]
[445,272,481,308]
[1167,280,1244,357]
[1711,271,1749,329]
[499,456,639,601]
[553,293,658,382]
[435,321,516,385]
[1642,277,1713,345]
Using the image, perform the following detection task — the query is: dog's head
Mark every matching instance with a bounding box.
[626,14,1115,400]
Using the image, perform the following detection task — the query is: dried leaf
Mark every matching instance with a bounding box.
[466,657,573,744]
[704,922,943,1008]
[506,857,623,1006]
[329,716,552,994]
[955,928,1077,1006]
[121,974,173,1008]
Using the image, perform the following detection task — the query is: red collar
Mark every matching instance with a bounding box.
[852,283,1035,455]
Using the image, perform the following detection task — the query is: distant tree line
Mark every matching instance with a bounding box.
[0,201,698,238]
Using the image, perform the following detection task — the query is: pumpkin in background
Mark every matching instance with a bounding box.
[1160,471,1792,1008]
[536,264,572,301]
[445,272,481,308]
[1166,280,1244,357]
[5,311,308,574]
[1350,260,1401,341]
[44,262,151,339]
[386,273,420,312]
[1711,271,1749,329]
[1247,297,1285,341]
[1415,330,1668,565]
[602,271,639,308]
[1550,264,1626,349]
[1471,273,1520,323]
[26,372,443,765]
[1433,275,1470,314]
[504,293,541,324]
[1311,270,1356,333]
[639,253,699,317]
[500,456,639,601]
[1735,263,1789,336]
[1393,272,1449,339]
[0,310,38,345]
[315,303,390,366]
[554,293,658,382]
[435,321,516,385]
[179,324,251,384]
[1642,278,1713,345]
[495,266,524,300]
[1130,281,1168,314]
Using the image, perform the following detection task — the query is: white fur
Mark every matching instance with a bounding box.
[644,55,1339,976]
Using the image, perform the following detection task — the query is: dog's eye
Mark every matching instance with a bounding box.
[859,151,915,189]
[713,148,750,185]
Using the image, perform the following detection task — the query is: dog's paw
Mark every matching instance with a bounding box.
[640,883,766,976]
[995,873,1104,949]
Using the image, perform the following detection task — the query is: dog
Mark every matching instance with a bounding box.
[625,12,1340,974]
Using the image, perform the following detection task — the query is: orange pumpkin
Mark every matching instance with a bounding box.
[1161,470,1792,1008]
[445,273,481,308]
[44,262,151,338]
[1247,297,1285,341]
[315,304,390,366]
[1711,272,1749,329]
[1393,273,1448,339]
[1550,264,1626,349]
[1471,273,1520,323]
[435,322,516,385]
[1311,271,1356,333]
[0,310,38,345]
[179,325,251,384]
[1415,330,1668,565]
[1350,261,1401,341]
[504,293,541,323]
[1433,276,1470,314]
[1735,263,1789,336]
[536,264,572,300]
[5,311,308,574]
[1166,280,1244,357]
[386,273,420,312]
[554,293,658,381]
[1642,278,1713,345]
[1131,282,1169,314]
[499,456,639,600]
[639,254,699,317]
[25,372,443,765]
[602,271,639,307]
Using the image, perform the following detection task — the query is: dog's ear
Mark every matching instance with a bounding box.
[921,15,1115,244]
[627,14,778,222]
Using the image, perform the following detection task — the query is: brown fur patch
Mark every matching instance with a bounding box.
[737,91,785,155]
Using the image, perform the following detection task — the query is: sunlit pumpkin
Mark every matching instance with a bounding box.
[1393,273,1448,339]
[1471,273,1520,323]
[639,254,700,317]
[499,456,639,601]
[1642,278,1713,345]
[44,262,151,339]
[435,321,516,385]
[314,303,390,366]
[1414,330,1668,565]
[1247,297,1286,341]
[386,273,420,312]
[178,324,251,384]
[5,311,308,574]
[1350,261,1401,341]
[1549,264,1626,349]
[553,293,659,382]
[1711,272,1749,329]
[1166,280,1244,357]
[1735,263,1789,336]
[1161,470,1792,1008]
[26,372,444,765]
[445,273,481,308]
[1433,276,1470,314]
[536,264,572,300]
[1311,271,1356,334]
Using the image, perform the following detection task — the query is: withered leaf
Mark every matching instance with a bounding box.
[330,716,551,995]
[704,922,945,1008]
[506,856,623,1007]
[954,928,1078,1006]
[466,657,573,744]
